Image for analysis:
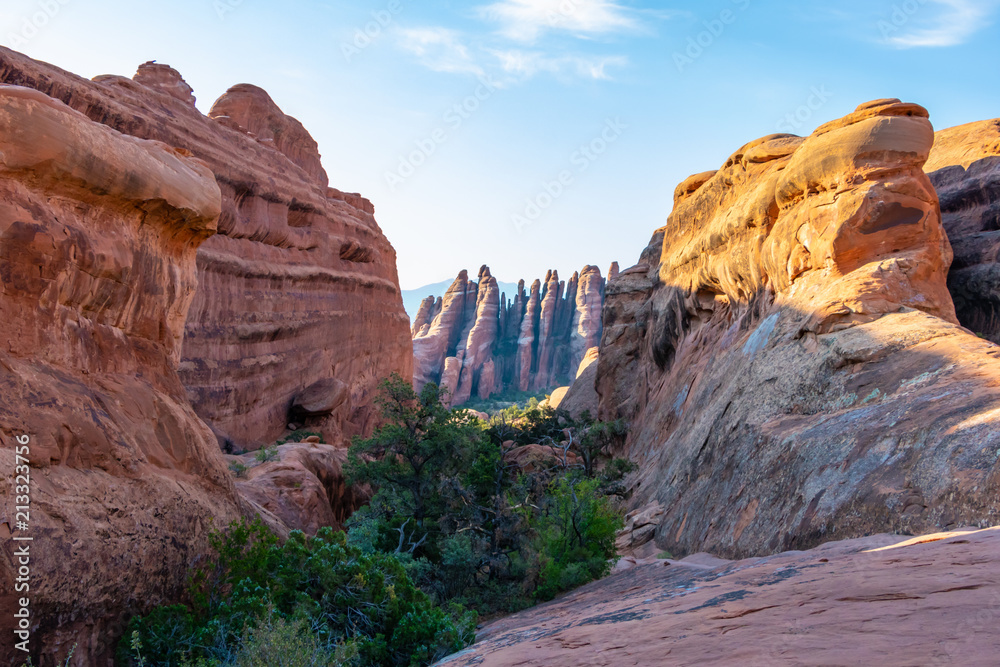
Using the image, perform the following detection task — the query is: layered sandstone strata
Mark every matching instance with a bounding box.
[0,47,413,449]
[597,100,1000,559]
[925,118,1000,341]
[0,85,242,665]
[412,265,606,404]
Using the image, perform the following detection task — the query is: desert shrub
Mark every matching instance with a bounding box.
[228,461,249,478]
[346,375,626,619]
[119,519,474,667]
[529,477,623,601]
[254,445,279,464]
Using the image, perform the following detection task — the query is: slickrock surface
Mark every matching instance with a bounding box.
[0,85,242,665]
[925,118,1000,342]
[413,265,606,404]
[227,442,366,537]
[439,528,1000,666]
[0,46,413,449]
[597,100,1000,559]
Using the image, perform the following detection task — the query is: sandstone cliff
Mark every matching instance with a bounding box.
[412,265,608,404]
[0,47,413,450]
[0,47,410,664]
[597,100,1000,559]
[0,84,242,665]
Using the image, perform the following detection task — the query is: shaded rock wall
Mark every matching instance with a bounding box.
[0,84,242,666]
[597,100,1000,559]
[0,47,413,450]
[412,264,610,404]
[925,118,1000,342]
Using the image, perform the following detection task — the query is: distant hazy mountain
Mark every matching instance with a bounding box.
[402,278,522,321]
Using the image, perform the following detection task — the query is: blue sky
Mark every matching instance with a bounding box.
[3,0,999,288]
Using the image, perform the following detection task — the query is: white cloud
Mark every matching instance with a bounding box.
[395,27,486,76]
[886,0,998,48]
[490,49,627,80]
[477,0,641,42]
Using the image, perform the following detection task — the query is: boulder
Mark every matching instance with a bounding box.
[292,378,350,418]
[229,443,366,536]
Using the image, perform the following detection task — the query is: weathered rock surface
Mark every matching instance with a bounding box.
[504,444,579,474]
[0,46,413,450]
[439,527,1000,666]
[925,118,1000,342]
[413,265,607,404]
[228,442,365,537]
[556,347,600,418]
[0,84,242,666]
[597,100,1000,559]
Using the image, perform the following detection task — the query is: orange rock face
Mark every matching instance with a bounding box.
[0,46,410,663]
[596,100,1000,559]
[925,118,1000,341]
[413,265,606,404]
[441,528,1000,666]
[0,46,413,450]
[229,443,367,537]
[0,84,242,665]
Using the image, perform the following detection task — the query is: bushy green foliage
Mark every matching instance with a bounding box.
[346,374,627,619]
[123,374,634,666]
[119,519,474,666]
[530,477,622,600]
[254,445,278,464]
[461,388,552,415]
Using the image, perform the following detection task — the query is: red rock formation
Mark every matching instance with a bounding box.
[0,84,242,665]
[413,271,475,392]
[208,83,328,187]
[229,442,367,537]
[0,46,413,450]
[925,118,1000,341]
[453,268,501,405]
[133,60,195,106]
[555,347,600,418]
[597,100,1000,559]
[570,266,604,372]
[412,265,607,404]
[517,279,543,392]
[441,528,1000,666]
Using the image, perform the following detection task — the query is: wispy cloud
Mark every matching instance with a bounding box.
[395,27,486,76]
[477,0,641,42]
[491,49,628,80]
[886,0,997,48]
